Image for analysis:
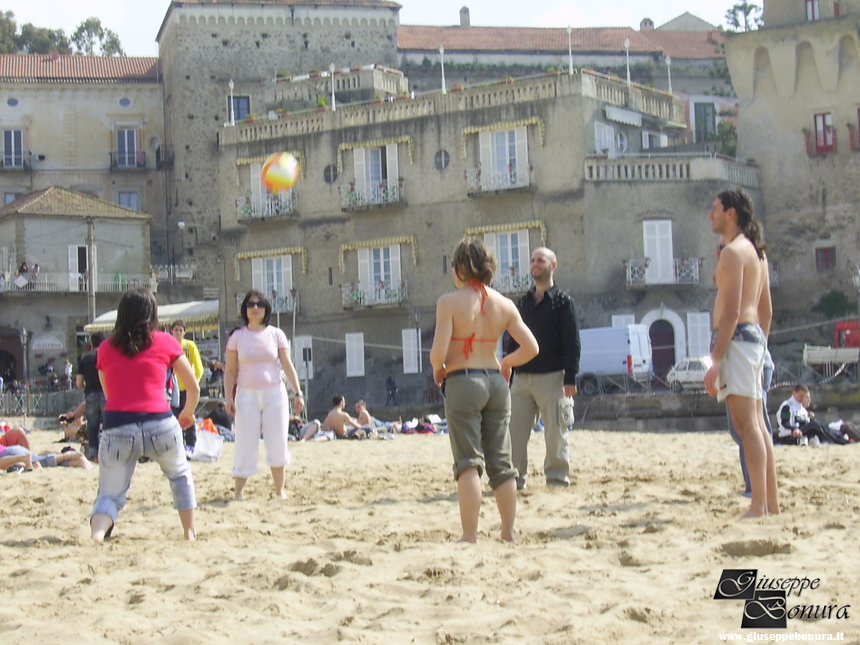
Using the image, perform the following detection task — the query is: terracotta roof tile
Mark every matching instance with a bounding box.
[0,54,159,84]
[0,187,151,221]
[398,25,725,59]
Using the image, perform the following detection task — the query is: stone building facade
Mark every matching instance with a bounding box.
[725,0,860,312]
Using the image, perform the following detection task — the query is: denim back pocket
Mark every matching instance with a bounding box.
[150,424,181,456]
[558,397,575,427]
[101,433,135,465]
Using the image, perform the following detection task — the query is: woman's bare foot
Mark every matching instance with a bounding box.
[737,508,768,521]
[184,530,197,541]
[501,528,516,542]
[275,489,288,500]
[456,535,478,544]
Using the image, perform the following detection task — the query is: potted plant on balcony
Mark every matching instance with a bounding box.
[450,83,465,92]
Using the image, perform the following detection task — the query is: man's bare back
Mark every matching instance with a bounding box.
[321,408,360,439]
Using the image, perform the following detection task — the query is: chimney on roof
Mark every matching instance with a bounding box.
[640,18,654,31]
[50,48,59,62]
[460,6,470,28]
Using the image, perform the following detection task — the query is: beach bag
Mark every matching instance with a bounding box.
[192,420,223,462]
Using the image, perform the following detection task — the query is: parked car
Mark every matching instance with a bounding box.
[667,356,712,392]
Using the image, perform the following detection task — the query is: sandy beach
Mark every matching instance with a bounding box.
[1,421,858,644]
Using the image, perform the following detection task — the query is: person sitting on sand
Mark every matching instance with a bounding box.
[320,394,365,439]
[58,401,87,443]
[1,443,93,470]
[289,394,333,442]
[354,399,401,434]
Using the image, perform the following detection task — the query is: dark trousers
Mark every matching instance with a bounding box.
[171,390,197,448]
[776,421,827,445]
[85,392,106,460]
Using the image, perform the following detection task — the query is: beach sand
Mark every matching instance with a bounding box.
[1,422,858,644]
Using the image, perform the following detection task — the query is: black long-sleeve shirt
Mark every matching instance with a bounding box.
[509,285,581,385]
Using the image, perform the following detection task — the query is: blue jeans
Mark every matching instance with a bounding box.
[85,392,106,459]
[92,416,196,522]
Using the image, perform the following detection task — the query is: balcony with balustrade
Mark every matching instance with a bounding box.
[623,258,703,288]
[492,272,533,295]
[340,179,405,211]
[0,271,158,294]
[236,290,298,314]
[341,281,408,308]
[585,153,760,189]
[465,165,535,197]
[237,192,298,222]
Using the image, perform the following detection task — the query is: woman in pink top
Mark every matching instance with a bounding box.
[224,290,302,500]
[90,288,199,542]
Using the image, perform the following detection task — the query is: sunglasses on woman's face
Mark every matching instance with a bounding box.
[246,301,265,309]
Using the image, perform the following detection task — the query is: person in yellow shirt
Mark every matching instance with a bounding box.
[170,320,204,456]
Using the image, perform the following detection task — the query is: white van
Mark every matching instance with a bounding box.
[577,324,653,396]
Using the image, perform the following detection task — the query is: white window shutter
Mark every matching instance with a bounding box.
[659,134,669,148]
[484,232,497,260]
[516,230,530,276]
[357,247,371,292]
[402,328,419,374]
[612,315,636,328]
[293,335,314,380]
[68,245,80,292]
[250,163,263,209]
[389,244,401,287]
[385,143,399,182]
[251,257,264,291]
[643,220,674,284]
[353,148,367,190]
[345,332,365,377]
[686,312,711,358]
[641,130,650,150]
[282,254,293,291]
[479,130,492,169]
[514,125,528,180]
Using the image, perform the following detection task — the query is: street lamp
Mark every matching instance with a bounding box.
[439,44,446,95]
[19,327,29,384]
[272,289,280,330]
[624,38,631,87]
[411,306,422,373]
[228,79,235,126]
[329,63,336,111]
[566,26,573,76]
[666,55,673,94]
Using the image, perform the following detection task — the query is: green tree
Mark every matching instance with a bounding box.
[725,2,763,32]
[17,23,72,54]
[716,120,738,157]
[71,17,125,56]
[0,11,19,53]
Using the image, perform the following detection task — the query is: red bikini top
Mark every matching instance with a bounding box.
[451,281,496,358]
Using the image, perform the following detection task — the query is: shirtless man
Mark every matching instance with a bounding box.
[320,394,364,439]
[354,399,401,433]
[704,188,779,519]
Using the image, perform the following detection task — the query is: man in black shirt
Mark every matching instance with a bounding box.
[76,332,106,462]
[508,247,581,489]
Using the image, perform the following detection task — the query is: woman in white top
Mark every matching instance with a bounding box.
[224,290,302,500]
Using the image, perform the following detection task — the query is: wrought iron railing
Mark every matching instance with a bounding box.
[341,281,408,307]
[110,151,146,168]
[492,272,533,294]
[152,264,197,283]
[339,179,405,210]
[235,291,298,314]
[464,165,534,193]
[0,272,157,293]
[237,192,298,221]
[624,258,702,287]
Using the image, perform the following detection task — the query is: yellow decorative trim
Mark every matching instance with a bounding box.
[466,220,547,247]
[234,246,309,280]
[337,136,414,173]
[460,117,546,159]
[85,316,217,334]
[236,151,306,177]
[338,235,418,273]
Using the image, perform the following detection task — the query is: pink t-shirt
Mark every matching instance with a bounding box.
[97,331,183,412]
[226,326,289,390]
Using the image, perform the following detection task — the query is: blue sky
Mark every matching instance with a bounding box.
[2,1,731,57]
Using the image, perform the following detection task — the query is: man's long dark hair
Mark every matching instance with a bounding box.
[111,288,159,357]
[718,188,767,260]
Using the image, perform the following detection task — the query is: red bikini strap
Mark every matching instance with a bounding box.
[469,280,487,315]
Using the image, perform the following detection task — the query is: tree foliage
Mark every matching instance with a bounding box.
[725,2,763,32]
[71,18,125,56]
[716,120,738,157]
[0,12,122,55]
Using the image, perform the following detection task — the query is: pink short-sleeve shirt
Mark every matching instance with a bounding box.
[226,326,289,390]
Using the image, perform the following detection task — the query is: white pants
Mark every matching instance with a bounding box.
[233,384,291,478]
